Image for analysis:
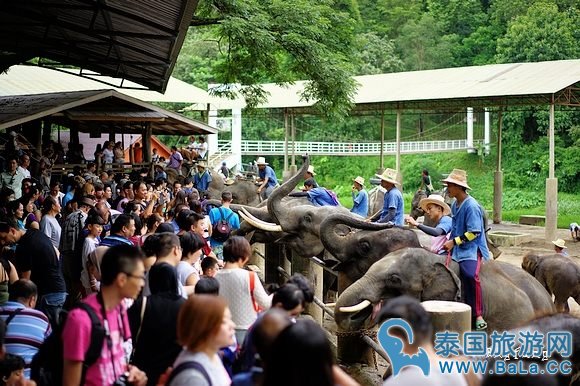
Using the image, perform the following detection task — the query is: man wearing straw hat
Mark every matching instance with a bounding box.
[405,194,452,255]
[256,157,279,200]
[552,239,569,256]
[370,168,404,226]
[302,165,319,189]
[351,176,368,217]
[193,161,213,194]
[441,169,490,331]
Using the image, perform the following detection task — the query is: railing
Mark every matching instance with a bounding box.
[208,141,232,168]
[218,139,483,156]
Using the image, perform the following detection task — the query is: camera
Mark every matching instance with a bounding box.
[112,373,130,386]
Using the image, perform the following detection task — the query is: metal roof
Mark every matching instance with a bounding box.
[0,0,199,92]
[0,89,217,135]
[205,59,580,111]
[0,65,214,104]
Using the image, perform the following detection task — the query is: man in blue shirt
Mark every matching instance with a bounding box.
[193,161,213,193]
[209,191,240,260]
[442,169,490,331]
[371,168,404,226]
[351,176,369,217]
[289,178,339,206]
[256,157,278,200]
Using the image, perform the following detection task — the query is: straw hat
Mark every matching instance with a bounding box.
[441,169,471,190]
[375,168,400,185]
[224,178,235,186]
[353,176,365,186]
[256,157,268,165]
[552,239,567,249]
[197,161,207,168]
[419,194,451,216]
[307,165,317,176]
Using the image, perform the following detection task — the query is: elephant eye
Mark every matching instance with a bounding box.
[360,240,371,253]
[303,214,312,223]
[387,274,402,285]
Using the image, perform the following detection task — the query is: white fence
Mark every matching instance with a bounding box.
[217,139,483,156]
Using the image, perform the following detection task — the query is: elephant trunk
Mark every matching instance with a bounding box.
[267,156,310,226]
[334,275,380,331]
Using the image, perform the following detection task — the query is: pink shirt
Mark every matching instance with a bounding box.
[62,294,131,386]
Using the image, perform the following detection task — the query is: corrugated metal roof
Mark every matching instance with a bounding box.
[0,66,214,105]
[0,0,199,92]
[0,89,217,135]
[205,59,580,111]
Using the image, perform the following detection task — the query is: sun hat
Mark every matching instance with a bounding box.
[224,178,235,186]
[307,165,316,176]
[353,176,365,186]
[419,194,451,216]
[441,169,471,190]
[552,239,567,249]
[375,168,400,185]
[78,196,96,208]
[197,161,207,168]
[256,157,268,165]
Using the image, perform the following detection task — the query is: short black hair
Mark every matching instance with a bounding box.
[287,273,315,304]
[100,245,144,286]
[221,191,233,202]
[0,353,25,379]
[151,232,180,258]
[111,213,134,235]
[272,283,305,311]
[201,256,218,272]
[223,236,251,263]
[180,232,205,258]
[195,276,220,295]
[8,279,37,301]
[304,178,316,187]
[376,295,433,344]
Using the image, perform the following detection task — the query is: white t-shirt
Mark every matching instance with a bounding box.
[39,214,61,249]
[176,261,199,286]
[80,237,99,291]
[103,148,114,163]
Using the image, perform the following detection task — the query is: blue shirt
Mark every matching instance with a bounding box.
[62,191,74,207]
[379,187,404,226]
[450,196,490,262]
[208,207,240,247]
[351,189,369,217]
[0,302,51,378]
[259,166,278,188]
[306,188,339,207]
[194,171,212,192]
[100,234,133,247]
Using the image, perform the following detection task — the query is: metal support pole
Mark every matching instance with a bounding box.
[493,109,503,224]
[545,102,558,241]
[380,109,385,170]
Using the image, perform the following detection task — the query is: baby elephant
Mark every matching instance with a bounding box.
[522,252,580,312]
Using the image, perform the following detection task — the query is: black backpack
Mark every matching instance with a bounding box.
[30,302,106,386]
[212,208,234,243]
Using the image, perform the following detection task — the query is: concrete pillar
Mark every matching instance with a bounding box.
[291,112,296,167]
[207,109,219,157]
[466,107,474,153]
[545,102,558,241]
[284,109,289,173]
[484,108,490,155]
[231,108,242,172]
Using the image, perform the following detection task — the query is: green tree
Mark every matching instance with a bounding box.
[426,0,486,37]
[496,2,580,62]
[187,0,359,117]
[396,14,455,70]
[352,32,405,75]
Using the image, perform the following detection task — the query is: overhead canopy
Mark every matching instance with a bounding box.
[0,89,217,135]
[202,59,580,112]
[0,0,199,92]
[0,65,214,104]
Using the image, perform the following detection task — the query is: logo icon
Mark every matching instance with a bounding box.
[378,318,430,376]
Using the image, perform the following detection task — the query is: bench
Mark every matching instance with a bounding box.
[519,215,546,226]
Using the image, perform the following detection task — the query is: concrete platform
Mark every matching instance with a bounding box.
[488,230,532,247]
[519,215,546,226]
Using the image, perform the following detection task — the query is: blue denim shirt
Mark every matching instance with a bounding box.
[379,187,404,226]
[194,171,212,191]
[259,166,278,188]
[450,196,490,262]
[351,189,369,217]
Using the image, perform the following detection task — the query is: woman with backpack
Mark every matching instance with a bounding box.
[215,236,270,343]
[165,295,235,386]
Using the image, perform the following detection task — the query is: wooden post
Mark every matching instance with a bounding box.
[248,243,266,282]
[380,108,385,170]
[264,243,283,285]
[421,300,471,343]
[545,102,557,242]
[493,109,503,224]
[284,109,289,173]
[292,254,323,324]
[336,272,375,365]
[143,124,152,163]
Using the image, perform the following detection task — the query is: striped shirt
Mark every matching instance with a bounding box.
[0,302,52,378]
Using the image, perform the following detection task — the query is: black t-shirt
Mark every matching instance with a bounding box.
[15,229,66,296]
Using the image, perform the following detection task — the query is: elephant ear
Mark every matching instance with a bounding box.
[421,262,461,302]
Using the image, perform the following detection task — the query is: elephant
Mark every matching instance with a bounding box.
[334,248,555,334]
[522,252,580,313]
[319,213,421,284]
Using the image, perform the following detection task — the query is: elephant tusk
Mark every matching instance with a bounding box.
[239,208,283,232]
[339,299,372,313]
